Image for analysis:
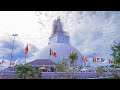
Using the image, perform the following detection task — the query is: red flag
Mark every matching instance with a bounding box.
[0,60,4,65]
[101,58,105,62]
[84,57,88,62]
[52,50,57,57]
[25,44,28,54]
[50,49,57,57]
[10,62,14,66]
[109,60,113,64]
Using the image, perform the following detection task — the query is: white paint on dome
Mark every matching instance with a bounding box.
[36,43,85,66]
[36,17,85,66]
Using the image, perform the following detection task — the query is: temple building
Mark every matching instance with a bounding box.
[36,17,85,67]
[0,17,87,79]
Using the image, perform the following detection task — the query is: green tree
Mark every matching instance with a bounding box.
[15,64,42,79]
[96,66,105,77]
[110,73,120,79]
[33,68,42,79]
[56,59,67,72]
[68,52,78,68]
[111,41,120,65]
[15,64,33,79]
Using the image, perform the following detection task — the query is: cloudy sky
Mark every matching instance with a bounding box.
[0,11,120,69]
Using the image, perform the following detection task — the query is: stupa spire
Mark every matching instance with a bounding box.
[51,16,68,36]
[49,17,70,45]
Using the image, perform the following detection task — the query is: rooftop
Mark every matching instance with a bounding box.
[28,59,56,66]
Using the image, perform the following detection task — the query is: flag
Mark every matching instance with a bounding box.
[82,56,85,60]
[82,56,88,62]
[109,60,113,64]
[50,48,57,57]
[2,60,4,63]
[93,57,99,62]
[101,58,105,63]
[25,44,28,54]
[84,57,89,62]
[10,62,15,66]
[0,60,4,65]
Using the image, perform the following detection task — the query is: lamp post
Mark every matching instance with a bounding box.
[10,34,18,67]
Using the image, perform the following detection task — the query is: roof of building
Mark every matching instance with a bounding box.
[28,59,56,66]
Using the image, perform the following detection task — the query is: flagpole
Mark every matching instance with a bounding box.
[1,56,4,78]
[49,48,51,73]
[25,53,26,64]
[93,52,96,78]
[10,34,18,67]
[24,44,28,65]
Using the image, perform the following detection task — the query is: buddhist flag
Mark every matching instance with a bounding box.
[109,60,113,64]
[93,57,99,62]
[25,44,28,54]
[50,48,57,57]
[101,58,105,63]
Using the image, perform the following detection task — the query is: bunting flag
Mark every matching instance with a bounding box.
[50,48,57,57]
[109,60,113,64]
[101,58,105,63]
[93,57,99,62]
[25,44,28,54]
[82,56,85,60]
[84,57,89,62]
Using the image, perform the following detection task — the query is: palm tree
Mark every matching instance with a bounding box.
[55,58,69,79]
[68,52,78,70]
[15,64,33,79]
[56,59,67,72]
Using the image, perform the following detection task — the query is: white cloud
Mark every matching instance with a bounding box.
[0,11,120,67]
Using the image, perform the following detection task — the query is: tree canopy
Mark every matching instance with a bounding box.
[111,41,120,64]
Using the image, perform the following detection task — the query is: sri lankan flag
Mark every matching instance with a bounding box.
[93,57,99,62]
[50,48,57,57]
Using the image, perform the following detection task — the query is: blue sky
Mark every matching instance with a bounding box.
[0,11,120,68]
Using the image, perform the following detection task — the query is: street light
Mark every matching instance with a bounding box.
[10,34,18,67]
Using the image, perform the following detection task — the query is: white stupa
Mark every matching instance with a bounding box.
[37,17,85,66]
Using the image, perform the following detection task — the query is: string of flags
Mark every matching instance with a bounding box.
[82,56,114,64]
